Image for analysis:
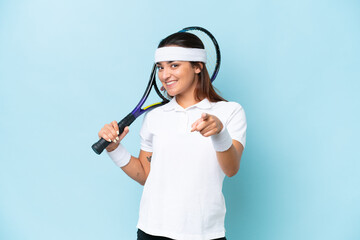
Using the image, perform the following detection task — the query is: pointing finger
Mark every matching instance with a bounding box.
[191,118,203,132]
[202,113,209,120]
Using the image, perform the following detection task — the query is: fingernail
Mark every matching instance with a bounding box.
[116,137,119,141]
[117,131,119,135]
[113,139,117,143]
[108,139,112,142]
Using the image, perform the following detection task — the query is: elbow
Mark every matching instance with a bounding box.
[138,175,148,186]
[226,172,237,178]
[225,167,239,178]
[138,178,147,186]
[138,180,146,186]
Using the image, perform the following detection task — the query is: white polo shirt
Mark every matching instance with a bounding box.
[137,97,247,240]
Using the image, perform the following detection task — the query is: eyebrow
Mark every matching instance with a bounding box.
[156,61,175,66]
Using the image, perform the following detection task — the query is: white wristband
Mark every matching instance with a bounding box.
[211,127,233,152]
[106,144,131,168]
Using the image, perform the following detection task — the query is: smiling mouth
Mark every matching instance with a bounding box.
[165,80,177,86]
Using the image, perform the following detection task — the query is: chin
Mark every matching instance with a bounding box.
[166,91,175,97]
[166,89,178,96]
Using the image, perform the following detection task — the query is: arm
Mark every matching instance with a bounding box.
[98,121,151,185]
[215,140,244,177]
[120,150,152,185]
[191,113,244,177]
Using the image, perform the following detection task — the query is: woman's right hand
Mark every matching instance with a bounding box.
[98,120,130,152]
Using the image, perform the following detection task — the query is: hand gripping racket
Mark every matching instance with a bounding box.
[92,26,221,154]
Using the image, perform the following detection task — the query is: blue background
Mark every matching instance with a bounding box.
[1,0,359,239]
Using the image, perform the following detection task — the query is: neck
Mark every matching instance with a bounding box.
[175,94,199,109]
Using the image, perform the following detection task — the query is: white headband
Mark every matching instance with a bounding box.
[155,47,207,63]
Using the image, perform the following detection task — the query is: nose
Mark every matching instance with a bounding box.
[159,67,170,82]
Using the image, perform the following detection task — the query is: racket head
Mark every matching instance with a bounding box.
[180,26,221,82]
[151,26,221,100]
[135,27,222,115]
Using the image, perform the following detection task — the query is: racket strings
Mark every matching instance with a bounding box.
[185,29,218,80]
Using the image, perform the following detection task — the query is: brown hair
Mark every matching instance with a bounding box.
[158,32,226,102]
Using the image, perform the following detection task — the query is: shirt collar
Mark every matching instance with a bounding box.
[163,97,213,111]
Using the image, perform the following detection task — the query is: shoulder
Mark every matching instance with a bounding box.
[212,101,247,147]
[211,101,245,115]
[141,101,174,134]
[209,101,246,126]
[143,102,170,122]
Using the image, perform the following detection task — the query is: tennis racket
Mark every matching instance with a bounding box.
[92,26,221,154]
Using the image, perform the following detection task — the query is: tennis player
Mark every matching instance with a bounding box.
[98,32,247,240]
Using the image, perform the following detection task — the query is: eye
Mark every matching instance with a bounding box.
[156,65,163,70]
[171,63,179,68]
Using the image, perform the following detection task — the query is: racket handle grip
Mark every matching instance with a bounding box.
[92,138,110,155]
[92,113,136,155]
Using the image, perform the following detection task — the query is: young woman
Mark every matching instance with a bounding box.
[98,32,247,240]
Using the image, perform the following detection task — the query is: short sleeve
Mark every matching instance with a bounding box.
[225,103,247,148]
[140,113,153,152]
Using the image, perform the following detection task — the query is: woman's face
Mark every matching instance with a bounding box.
[156,61,201,98]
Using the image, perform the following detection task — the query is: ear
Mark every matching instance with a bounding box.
[194,63,203,74]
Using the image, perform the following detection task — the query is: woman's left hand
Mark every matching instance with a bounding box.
[191,113,223,137]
